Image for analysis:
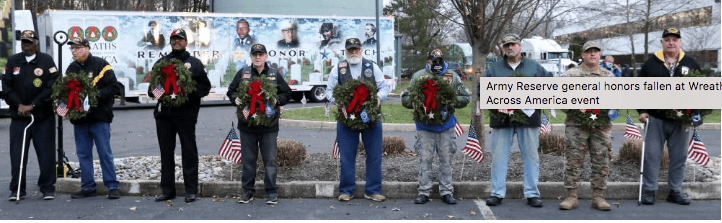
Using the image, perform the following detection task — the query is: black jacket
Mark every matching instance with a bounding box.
[2,52,59,121]
[66,53,123,124]
[148,50,211,122]
[227,63,291,133]
[637,50,701,122]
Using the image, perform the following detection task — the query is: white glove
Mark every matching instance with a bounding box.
[235,97,242,106]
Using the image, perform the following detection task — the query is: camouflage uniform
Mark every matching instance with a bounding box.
[563,66,614,189]
[402,68,470,196]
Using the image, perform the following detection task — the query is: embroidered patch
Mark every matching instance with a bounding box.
[364,68,373,77]
[49,67,58,73]
[339,62,347,68]
[33,78,42,87]
[243,73,251,79]
[184,62,191,69]
[13,67,19,75]
[340,68,347,75]
[34,68,43,76]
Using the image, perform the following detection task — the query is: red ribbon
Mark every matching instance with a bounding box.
[583,109,600,114]
[247,80,265,115]
[161,64,181,96]
[685,109,691,115]
[104,27,113,38]
[422,79,438,113]
[347,84,369,114]
[65,78,82,112]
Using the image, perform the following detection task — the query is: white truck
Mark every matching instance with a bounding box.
[12,10,396,103]
[521,36,576,77]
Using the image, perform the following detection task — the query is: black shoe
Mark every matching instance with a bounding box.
[185,194,197,203]
[527,197,543,207]
[42,192,55,200]
[666,190,691,205]
[71,189,98,199]
[485,196,503,206]
[238,191,253,204]
[414,194,429,204]
[155,194,176,202]
[266,194,278,204]
[641,190,655,205]
[442,194,457,205]
[107,189,121,199]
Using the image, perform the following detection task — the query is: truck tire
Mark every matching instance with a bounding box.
[306,86,327,102]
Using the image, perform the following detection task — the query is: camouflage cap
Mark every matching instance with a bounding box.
[501,33,521,46]
[662,28,681,38]
[582,41,601,52]
[20,30,38,42]
[170,28,187,39]
[67,37,90,47]
[427,48,444,61]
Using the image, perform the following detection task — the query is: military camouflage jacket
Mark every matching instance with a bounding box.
[562,65,614,127]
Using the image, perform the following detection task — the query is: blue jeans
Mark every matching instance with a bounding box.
[74,122,119,190]
[489,126,540,198]
[337,120,383,195]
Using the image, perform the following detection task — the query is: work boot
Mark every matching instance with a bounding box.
[559,188,578,210]
[591,189,611,211]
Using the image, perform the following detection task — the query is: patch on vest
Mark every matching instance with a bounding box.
[34,68,43,76]
[33,78,42,87]
[339,62,347,68]
[184,62,191,69]
[340,68,347,75]
[364,68,373,77]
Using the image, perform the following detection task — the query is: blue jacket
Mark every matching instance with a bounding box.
[484,57,551,128]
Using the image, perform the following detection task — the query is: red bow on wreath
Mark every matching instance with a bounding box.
[347,84,369,114]
[685,109,691,114]
[580,109,600,114]
[422,79,438,113]
[161,64,182,96]
[247,80,266,115]
[65,78,82,112]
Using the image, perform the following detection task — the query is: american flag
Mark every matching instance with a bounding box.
[152,84,165,98]
[454,121,464,137]
[218,127,242,164]
[242,106,250,119]
[461,124,484,163]
[687,128,709,167]
[540,113,551,133]
[56,102,68,117]
[623,114,642,140]
[332,139,340,159]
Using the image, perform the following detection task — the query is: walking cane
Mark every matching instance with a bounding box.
[16,114,35,204]
[637,117,649,206]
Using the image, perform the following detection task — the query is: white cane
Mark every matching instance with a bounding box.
[16,114,34,204]
[637,117,649,206]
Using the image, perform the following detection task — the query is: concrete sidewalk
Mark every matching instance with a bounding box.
[55,178,720,200]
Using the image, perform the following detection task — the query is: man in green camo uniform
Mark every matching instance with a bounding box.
[560,41,614,211]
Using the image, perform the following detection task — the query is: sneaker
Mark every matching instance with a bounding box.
[107,189,121,199]
[666,190,691,205]
[266,194,278,204]
[364,194,385,202]
[8,193,25,201]
[338,194,352,201]
[42,192,55,200]
[71,189,98,199]
[238,192,253,204]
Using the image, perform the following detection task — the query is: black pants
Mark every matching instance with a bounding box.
[155,118,198,195]
[8,116,56,195]
[240,130,278,195]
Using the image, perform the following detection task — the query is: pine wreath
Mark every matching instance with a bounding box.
[51,70,99,120]
[488,109,531,125]
[406,75,458,125]
[664,109,713,124]
[332,79,380,130]
[234,75,280,126]
[566,109,612,130]
[149,58,197,107]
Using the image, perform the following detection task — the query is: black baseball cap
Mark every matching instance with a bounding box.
[67,37,90,47]
[345,38,362,50]
[662,28,681,38]
[250,44,267,54]
[20,30,38,42]
[170,28,187,39]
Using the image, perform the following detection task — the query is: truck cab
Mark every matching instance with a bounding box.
[521,36,576,77]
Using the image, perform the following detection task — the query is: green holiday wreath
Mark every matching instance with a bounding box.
[51,71,99,120]
[234,75,280,126]
[488,109,532,125]
[406,75,458,125]
[332,79,379,130]
[149,58,197,107]
[566,109,612,130]
[664,109,712,125]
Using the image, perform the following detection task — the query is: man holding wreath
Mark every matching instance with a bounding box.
[325,38,389,202]
[227,44,291,204]
[148,29,211,203]
[401,48,470,205]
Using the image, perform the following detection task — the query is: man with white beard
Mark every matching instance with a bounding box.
[325,38,389,202]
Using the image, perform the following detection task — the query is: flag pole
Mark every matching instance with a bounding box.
[638,117,649,206]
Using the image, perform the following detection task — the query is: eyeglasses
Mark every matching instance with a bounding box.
[69,46,86,51]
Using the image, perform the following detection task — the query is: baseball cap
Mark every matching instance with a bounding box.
[67,37,90,47]
[20,30,38,42]
[501,33,521,46]
[250,44,267,54]
[345,38,362,50]
[170,28,187,39]
[662,28,681,38]
[582,41,601,52]
[427,48,444,61]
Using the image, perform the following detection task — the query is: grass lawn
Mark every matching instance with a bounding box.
[283,104,721,124]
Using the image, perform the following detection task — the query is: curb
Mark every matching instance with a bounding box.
[56,178,720,200]
[280,119,722,132]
